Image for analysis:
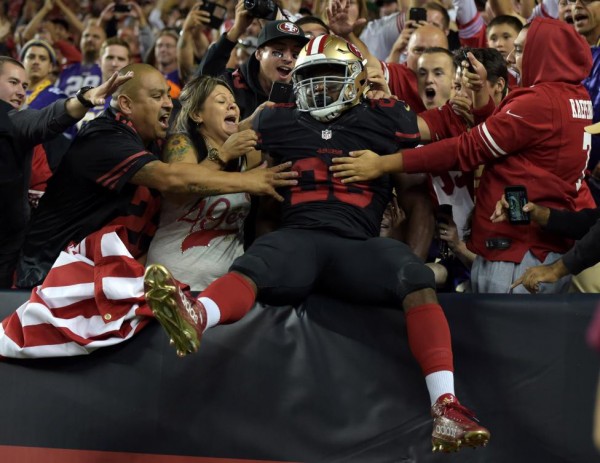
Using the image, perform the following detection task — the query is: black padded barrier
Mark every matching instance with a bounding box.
[0,290,598,463]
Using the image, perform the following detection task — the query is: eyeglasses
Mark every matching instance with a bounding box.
[566,0,597,5]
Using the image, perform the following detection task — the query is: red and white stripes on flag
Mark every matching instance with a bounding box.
[0,226,154,358]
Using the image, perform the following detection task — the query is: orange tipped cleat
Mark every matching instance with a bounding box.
[144,264,207,356]
[431,393,490,453]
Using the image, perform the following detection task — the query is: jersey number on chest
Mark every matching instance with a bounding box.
[290,158,374,208]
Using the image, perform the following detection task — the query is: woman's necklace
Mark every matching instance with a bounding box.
[202,134,227,169]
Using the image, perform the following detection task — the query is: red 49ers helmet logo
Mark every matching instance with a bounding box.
[347,42,363,59]
[277,22,300,34]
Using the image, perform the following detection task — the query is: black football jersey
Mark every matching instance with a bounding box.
[16,108,161,288]
[254,99,419,239]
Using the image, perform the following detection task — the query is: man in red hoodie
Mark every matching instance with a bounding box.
[331,17,596,293]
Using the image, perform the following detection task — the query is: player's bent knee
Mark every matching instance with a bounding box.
[230,254,270,289]
[396,261,436,297]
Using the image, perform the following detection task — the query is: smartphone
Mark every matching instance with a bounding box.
[505,185,530,225]
[460,49,476,74]
[409,7,427,23]
[269,82,293,103]
[199,1,227,30]
[437,204,453,259]
[437,204,453,225]
[114,1,132,13]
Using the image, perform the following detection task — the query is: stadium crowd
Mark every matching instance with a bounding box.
[1,0,600,454]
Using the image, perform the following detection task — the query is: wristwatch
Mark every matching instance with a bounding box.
[75,86,96,108]
[207,147,227,169]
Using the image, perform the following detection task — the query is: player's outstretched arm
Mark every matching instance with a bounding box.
[330,150,404,183]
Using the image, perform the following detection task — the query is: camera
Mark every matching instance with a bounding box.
[505,185,530,225]
[408,7,427,22]
[114,0,132,13]
[244,0,278,20]
[199,1,227,30]
[437,204,453,259]
[460,49,476,74]
[269,82,293,103]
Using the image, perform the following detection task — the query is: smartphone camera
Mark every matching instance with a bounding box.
[244,0,278,20]
[437,204,453,259]
[505,185,530,225]
[269,82,293,103]
[408,7,427,22]
[114,1,132,13]
[460,49,476,74]
[199,1,227,30]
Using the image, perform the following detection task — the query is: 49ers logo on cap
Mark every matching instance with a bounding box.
[277,22,300,34]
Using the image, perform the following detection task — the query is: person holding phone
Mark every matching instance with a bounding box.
[330,18,597,294]
[197,8,309,120]
[490,194,596,293]
[359,2,452,62]
[197,16,309,246]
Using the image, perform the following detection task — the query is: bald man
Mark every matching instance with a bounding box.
[383,25,449,113]
[327,2,449,113]
[16,63,297,289]
[0,64,297,358]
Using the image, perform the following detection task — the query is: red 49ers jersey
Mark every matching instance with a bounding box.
[254,100,419,239]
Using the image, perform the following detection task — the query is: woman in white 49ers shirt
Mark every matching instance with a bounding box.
[146,75,263,291]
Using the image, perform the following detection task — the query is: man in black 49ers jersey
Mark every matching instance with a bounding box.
[145,35,490,453]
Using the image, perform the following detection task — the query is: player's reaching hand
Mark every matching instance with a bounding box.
[330,150,384,183]
[242,161,298,202]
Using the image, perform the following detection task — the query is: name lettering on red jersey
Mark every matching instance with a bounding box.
[569,99,593,120]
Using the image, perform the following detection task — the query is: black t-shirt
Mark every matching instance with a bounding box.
[254,99,419,239]
[16,108,161,288]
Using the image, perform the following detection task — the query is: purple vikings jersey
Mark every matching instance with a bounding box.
[55,62,102,97]
[26,86,68,110]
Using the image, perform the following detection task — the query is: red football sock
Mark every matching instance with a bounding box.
[405,303,454,375]
[199,272,257,324]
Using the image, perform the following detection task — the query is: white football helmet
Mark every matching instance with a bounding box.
[292,34,368,122]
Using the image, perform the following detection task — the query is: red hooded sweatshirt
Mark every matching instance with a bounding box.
[401,17,595,263]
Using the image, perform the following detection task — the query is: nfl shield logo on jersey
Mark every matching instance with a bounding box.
[321,129,332,140]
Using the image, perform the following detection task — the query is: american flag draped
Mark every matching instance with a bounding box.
[0,226,154,358]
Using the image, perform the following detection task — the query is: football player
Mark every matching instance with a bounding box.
[145,34,490,453]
